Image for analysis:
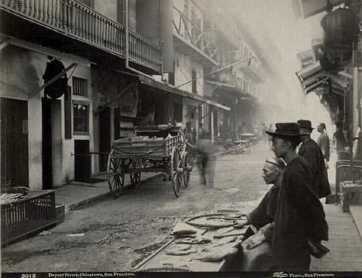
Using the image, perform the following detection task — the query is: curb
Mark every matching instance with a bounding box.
[350,205,362,240]
[63,173,163,214]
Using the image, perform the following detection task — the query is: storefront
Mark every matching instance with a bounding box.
[0,42,93,190]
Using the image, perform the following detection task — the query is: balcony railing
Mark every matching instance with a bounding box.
[0,0,162,72]
[172,5,219,65]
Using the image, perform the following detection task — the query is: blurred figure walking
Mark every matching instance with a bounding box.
[196,130,217,187]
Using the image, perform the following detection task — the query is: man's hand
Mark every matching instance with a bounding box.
[243,232,266,250]
[324,159,329,170]
[233,219,248,229]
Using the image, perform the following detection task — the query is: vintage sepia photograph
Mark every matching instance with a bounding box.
[1,0,362,276]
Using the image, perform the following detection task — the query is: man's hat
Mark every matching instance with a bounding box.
[265,123,302,137]
[297,120,314,131]
[319,123,326,129]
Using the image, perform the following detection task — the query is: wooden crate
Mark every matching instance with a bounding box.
[1,190,57,246]
[340,182,362,212]
[335,160,362,193]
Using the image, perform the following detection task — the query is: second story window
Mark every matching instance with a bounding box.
[192,69,197,94]
[72,77,88,97]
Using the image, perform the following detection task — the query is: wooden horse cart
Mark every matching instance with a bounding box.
[106,126,193,198]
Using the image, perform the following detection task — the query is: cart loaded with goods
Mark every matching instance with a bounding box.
[107,124,193,198]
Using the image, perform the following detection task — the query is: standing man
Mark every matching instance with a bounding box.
[297,120,331,198]
[317,123,330,168]
[266,123,328,271]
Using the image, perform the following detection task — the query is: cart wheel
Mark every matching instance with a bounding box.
[182,152,193,188]
[171,147,183,198]
[129,159,142,187]
[107,150,125,197]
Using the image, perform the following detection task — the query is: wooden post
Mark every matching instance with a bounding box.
[211,109,214,143]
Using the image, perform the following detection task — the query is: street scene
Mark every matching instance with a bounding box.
[1,0,362,275]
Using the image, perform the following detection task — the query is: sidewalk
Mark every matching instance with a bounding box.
[311,203,362,271]
[54,172,161,213]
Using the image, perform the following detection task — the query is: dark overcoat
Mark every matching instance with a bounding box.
[272,157,329,271]
[298,139,331,198]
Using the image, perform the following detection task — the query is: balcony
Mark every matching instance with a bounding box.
[172,5,219,67]
[0,0,162,73]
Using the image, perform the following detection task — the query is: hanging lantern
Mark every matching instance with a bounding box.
[43,56,68,100]
[321,7,359,46]
[319,6,359,72]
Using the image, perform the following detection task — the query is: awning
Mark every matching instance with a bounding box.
[296,62,349,96]
[138,75,230,111]
[297,66,350,96]
[206,80,250,97]
[296,62,329,94]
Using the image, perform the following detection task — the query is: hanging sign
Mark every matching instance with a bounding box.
[42,57,68,99]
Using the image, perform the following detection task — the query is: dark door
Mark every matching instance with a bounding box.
[1,98,29,189]
[74,140,91,181]
[99,108,111,172]
[42,98,53,188]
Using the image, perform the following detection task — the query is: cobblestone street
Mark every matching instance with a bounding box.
[2,142,273,272]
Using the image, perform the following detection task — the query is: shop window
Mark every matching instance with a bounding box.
[73,102,89,134]
[72,77,88,97]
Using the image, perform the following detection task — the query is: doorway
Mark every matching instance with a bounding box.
[0,98,29,189]
[74,140,91,181]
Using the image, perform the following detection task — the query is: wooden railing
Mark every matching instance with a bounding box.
[128,31,161,72]
[0,0,162,72]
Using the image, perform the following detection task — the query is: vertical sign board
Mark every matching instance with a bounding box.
[64,86,72,139]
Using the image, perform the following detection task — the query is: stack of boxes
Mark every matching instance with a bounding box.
[340,181,362,212]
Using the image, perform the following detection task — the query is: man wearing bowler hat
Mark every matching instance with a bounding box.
[266,123,328,271]
[297,120,331,198]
